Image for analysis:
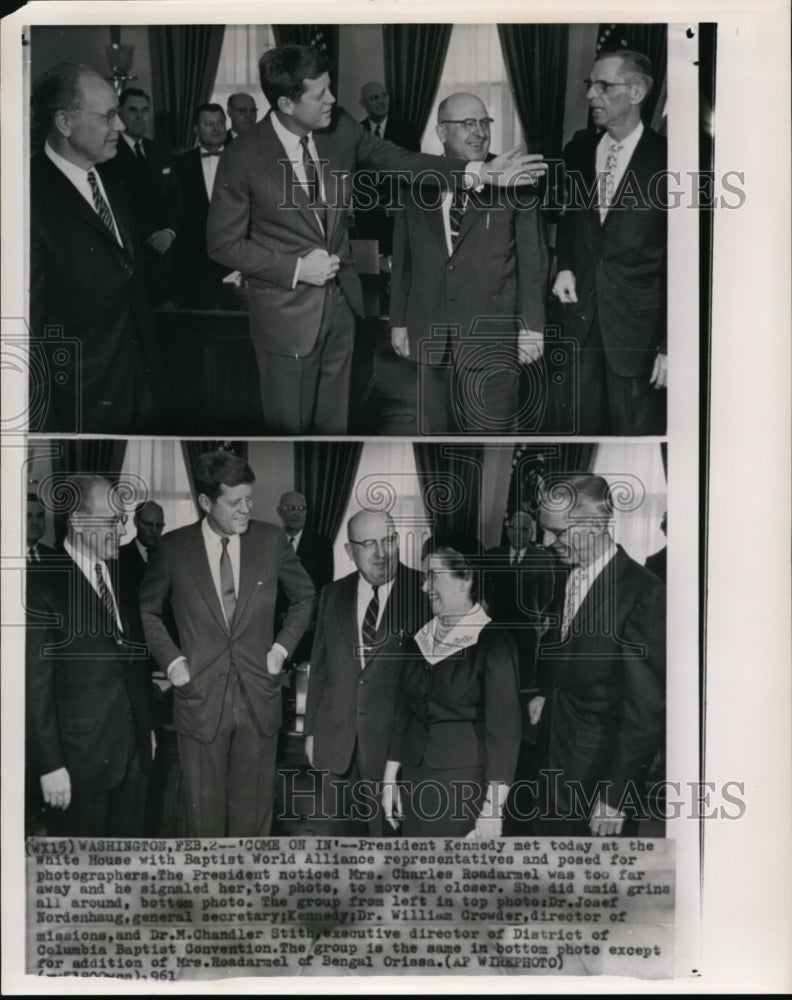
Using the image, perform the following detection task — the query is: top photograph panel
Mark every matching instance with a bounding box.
[28,22,674,437]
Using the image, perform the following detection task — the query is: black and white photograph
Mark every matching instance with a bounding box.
[1,0,789,994]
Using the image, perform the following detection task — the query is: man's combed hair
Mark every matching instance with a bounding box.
[543,473,614,522]
[31,62,99,135]
[194,451,255,503]
[258,44,331,107]
[67,475,113,517]
[192,102,225,126]
[119,86,151,107]
[611,49,654,96]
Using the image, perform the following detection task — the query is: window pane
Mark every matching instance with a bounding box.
[210,25,276,121]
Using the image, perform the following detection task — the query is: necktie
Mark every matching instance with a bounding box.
[201,150,222,157]
[94,562,120,634]
[288,535,297,549]
[561,567,585,638]
[133,141,145,161]
[600,141,623,221]
[87,169,117,239]
[28,546,38,564]
[361,585,380,663]
[449,190,468,250]
[299,134,326,230]
[219,537,236,627]
[374,123,382,138]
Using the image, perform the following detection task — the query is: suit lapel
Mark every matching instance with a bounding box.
[452,189,485,254]
[98,165,136,262]
[570,546,622,635]
[334,573,360,660]
[264,116,326,241]
[233,529,259,631]
[42,155,129,254]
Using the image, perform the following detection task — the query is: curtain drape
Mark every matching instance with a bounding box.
[294,442,363,542]
[149,26,226,149]
[596,23,667,127]
[272,25,339,88]
[383,24,453,137]
[497,24,569,159]
[180,441,248,507]
[413,443,484,541]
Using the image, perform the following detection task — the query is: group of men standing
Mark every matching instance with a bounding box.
[29,42,665,436]
[26,461,664,841]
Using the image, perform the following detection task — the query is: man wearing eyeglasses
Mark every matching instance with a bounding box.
[552,50,667,436]
[304,509,428,834]
[26,476,153,835]
[226,92,258,143]
[390,92,548,433]
[118,500,166,592]
[30,64,163,433]
[529,474,665,837]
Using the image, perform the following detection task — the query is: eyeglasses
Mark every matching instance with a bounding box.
[583,79,631,95]
[348,533,398,553]
[279,505,307,513]
[138,518,164,529]
[439,117,494,132]
[230,105,257,114]
[71,107,123,127]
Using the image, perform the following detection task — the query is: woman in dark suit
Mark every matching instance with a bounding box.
[382,536,521,837]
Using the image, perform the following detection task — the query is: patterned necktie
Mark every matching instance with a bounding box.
[133,140,145,161]
[87,169,117,239]
[600,141,623,221]
[94,562,120,634]
[299,134,326,231]
[449,190,468,250]
[219,537,236,627]
[561,566,585,638]
[361,585,380,663]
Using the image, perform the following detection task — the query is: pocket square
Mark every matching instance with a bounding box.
[162,167,171,175]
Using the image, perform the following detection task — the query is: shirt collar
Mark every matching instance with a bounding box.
[44,140,92,183]
[414,603,492,664]
[121,133,143,152]
[575,535,617,582]
[271,112,311,159]
[600,119,644,156]
[64,536,106,580]
[201,516,239,551]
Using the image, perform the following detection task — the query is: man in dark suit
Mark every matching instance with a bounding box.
[173,103,231,308]
[207,44,545,435]
[26,475,152,835]
[275,491,334,665]
[644,509,667,583]
[390,92,549,434]
[530,474,665,836]
[118,500,165,591]
[106,87,181,304]
[140,450,315,837]
[226,92,258,143]
[304,509,428,834]
[355,81,421,254]
[30,64,162,433]
[552,51,667,435]
[27,493,55,564]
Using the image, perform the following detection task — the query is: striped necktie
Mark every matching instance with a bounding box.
[219,537,236,626]
[361,585,380,664]
[87,169,117,239]
[600,141,623,221]
[449,190,468,250]
[94,562,121,634]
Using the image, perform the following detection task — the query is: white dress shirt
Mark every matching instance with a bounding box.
[286,528,303,550]
[63,537,123,632]
[45,141,122,245]
[134,538,149,563]
[564,535,618,628]
[355,575,395,667]
[121,132,144,157]
[201,516,240,623]
[199,145,224,201]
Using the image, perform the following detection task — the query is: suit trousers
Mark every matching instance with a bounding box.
[253,281,355,434]
[318,743,387,837]
[577,311,666,435]
[177,669,278,837]
[46,730,148,837]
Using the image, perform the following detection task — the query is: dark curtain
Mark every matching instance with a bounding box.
[596,23,667,127]
[660,442,667,480]
[413,443,484,541]
[383,24,453,137]
[497,24,569,159]
[180,441,248,507]
[149,26,225,149]
[294,442,363,542]
[272,25,339,88]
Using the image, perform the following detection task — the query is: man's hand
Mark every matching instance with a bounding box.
[266,645,286,676]
[476,149,547,188]
[589,797,626,836]
[304,735,314,767]
[552,269,578,304]
[518,329,543,365]
[298,249,340,286]
[167,657,191,688]
[650,352,668,390]
[382,781,403,830]
[391,326,410,358]
[146,229,175,254]
[528,695,546,726]
[465,814,503,839]
[41,767,71,810]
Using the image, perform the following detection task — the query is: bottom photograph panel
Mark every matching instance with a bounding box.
[20,438,676,981]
